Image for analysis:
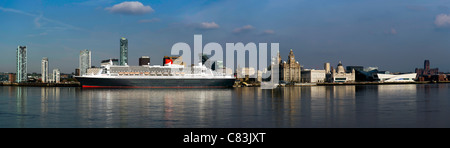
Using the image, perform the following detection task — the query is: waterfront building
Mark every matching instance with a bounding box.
[0,73,7,82]
[16,46,27,83]
[237,67,256,78]
[75,68,80,76]
[354,66,380,82]
[79,49,91,76]
[346,66,363,73]
[41,57,49,83]
[236,67,262,84]
[48,73,53,83]
[330,61,355,83]
[52,69,60,83]
[139,56,150,66]
[120,37,128,66]
[415,60,442,81]
[378,73,416,82]
[28,72,40,82]
[420,60,438,74]
[415,60,439,75]
[9,73,16,83]
[278,49,301,83]
[301,69,326,83]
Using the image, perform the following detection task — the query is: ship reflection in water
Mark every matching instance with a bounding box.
[1,84,450,127]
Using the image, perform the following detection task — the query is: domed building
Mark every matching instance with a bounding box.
[330,61,355,83]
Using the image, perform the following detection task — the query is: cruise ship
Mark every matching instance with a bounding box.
[75,60,235,88]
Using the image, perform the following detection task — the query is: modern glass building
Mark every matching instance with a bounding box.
[16,46,27,83]
[120,37,128,66]
[41,57,49,83]
[79,49,91,76]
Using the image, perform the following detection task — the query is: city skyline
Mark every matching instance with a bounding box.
[1,0,450,73]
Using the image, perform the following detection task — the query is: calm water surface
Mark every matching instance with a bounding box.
[1,84,450,128]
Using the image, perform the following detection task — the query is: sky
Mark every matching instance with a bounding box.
[1,0,450,73]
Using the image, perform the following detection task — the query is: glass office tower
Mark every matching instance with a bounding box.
[16,46,27,83]
[79,49,91,76]
[120,37,128,66]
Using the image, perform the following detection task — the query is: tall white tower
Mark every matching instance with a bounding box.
[41,57,49,83]
[53,69,60,83]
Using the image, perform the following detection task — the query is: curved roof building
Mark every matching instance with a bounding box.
[377,73,416,82]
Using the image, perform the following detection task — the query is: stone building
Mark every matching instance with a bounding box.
[330,61,355,83]
[415,60,443,81]
[415,60,439,76]
[301,69,326,83]
[278,49,301,83]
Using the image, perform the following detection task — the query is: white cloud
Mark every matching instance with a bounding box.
[233,25,254,33]
[435,14,450,27]
[34,14,43,28]
[0,6,34,16]
[105,1,154,15]
[198,22,220,30]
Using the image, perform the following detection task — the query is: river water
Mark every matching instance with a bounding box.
[1,84,449,128]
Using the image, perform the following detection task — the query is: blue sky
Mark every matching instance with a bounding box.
[1,0,450,73]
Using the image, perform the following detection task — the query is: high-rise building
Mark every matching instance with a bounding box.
[139,56,150,66]
[120,37,128,66]
[41,57,49,83]
[79,49,91,76]
[53,69,60,83]
[16,46,27,83]
[324,63,331,74]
